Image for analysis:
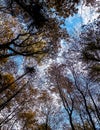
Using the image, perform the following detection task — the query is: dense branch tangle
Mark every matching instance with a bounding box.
[0,32,49,58]
[48,64,100,130]
[7,0,48,29]
[0,0,50,59]
[81,20,100,81]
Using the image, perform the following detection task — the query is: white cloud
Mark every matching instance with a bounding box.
[78,4,99,25]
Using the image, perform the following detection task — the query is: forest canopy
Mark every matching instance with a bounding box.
[0,0,100,130]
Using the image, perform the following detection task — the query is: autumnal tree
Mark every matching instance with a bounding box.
[80,20,100,81]
[48,64,76,130]
[0,0,99,130]
[48,63,99,130]
[0,76,62,130]
[0,0,79,115]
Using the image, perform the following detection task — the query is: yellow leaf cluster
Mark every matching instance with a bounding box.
[2,73,16,91]
[19,110,36,120]
[18,110,37,129]
[0,13,21,44]
[0,57,8,65]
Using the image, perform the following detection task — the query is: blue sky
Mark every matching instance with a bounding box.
[60,4,99,37]
[61,14,83,37]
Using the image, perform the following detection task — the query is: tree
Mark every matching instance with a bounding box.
[48,64,76,130]
[0,0,79,114]
[48,63,99,130]
[0,0,99,130]
[80,20,100,81]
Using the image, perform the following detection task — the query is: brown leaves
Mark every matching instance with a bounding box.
[48,64,74,94]
[0,13,21,44]
[46,0,79,17]
[18,110,37,129]
[84,0,96,6]
[18,110,36,120]
[1,73,16,91]
[80,20,100,81]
